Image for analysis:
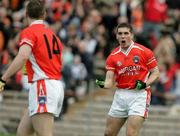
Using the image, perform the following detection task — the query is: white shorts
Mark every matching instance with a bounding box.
[28,79,64,117]
[108,88,151,118]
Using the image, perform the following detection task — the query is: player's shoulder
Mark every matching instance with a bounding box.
[21,25,34,34]
[133,42,152,52]
[109,47,120,56]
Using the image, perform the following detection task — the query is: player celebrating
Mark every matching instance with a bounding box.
[0,0,64,136]
[96,23,160,136]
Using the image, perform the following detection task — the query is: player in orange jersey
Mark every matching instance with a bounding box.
[96,23,160,136]
[0,1,64,136]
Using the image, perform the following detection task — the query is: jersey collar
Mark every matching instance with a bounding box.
[30,20,44,26]
[119,41,134,56]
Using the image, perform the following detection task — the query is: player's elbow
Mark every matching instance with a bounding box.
[151,67,160,81]
[157,71,160,79]
[154,69,160,81]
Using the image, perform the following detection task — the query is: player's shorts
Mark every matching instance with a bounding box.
[108,88,151,118]
[28,79,64,117]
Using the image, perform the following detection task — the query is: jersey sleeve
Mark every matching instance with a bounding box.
[105,55,115,71]
[19,29,35,49]
[145,49,158,70]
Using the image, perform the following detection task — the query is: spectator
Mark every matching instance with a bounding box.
[70,55,87,100]
[143,0,168,39]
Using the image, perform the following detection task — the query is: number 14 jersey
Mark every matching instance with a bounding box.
[19,20,63,82]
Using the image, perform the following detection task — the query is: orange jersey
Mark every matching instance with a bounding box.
[106,42,157,89]
[19,20,63,82]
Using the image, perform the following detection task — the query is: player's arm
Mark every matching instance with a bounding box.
[104,70,115,89]
[135,48,160,90]
[0,45,32,92]
[96,70,115,89]
[146,66,160,87]
[135,66,160,90]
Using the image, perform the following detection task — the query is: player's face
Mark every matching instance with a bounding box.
[116,27,133,49]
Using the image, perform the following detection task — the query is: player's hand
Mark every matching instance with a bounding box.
[135,80,146,90]
[95,77,105,88]
[0,79,6,92]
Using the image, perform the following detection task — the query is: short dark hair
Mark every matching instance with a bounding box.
[116,23,133,33]
[26,0,45,19]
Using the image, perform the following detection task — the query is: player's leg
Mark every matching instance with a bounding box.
[126,89,150,136]
[16,109,34,136]
[28,79,63,136]
[126,115,144,136]
[105,90,129,136]
[104,116,126,136]
[31,113,54,136]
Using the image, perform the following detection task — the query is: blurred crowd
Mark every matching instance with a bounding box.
[0,0,180,115]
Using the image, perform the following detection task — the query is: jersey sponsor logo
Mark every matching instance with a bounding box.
[133,56,139,64]
[118,65,140,76]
